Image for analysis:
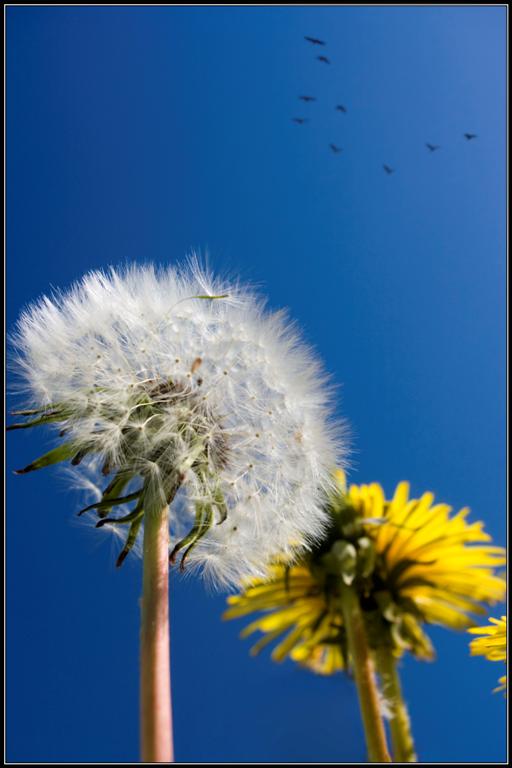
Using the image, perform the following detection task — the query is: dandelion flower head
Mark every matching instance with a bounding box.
[225,471,505,669]
[348,475,506,631]
[10,259,344,588]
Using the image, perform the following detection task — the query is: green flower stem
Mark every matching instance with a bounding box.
[375,646,417,763]
[140,505,174,762]
[339,586,392,763]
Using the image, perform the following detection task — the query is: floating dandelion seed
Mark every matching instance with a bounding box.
[9,258,344,588]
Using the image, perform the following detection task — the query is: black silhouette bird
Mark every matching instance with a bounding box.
[329,144,342,154]
[464,133,478,140]
[299,95,316,102]
[426,143,441,151]
[336,104,347,113]
[317,55,330,64]
[383,164,395,175]
[304,36,326,46]
[292,118,308,125]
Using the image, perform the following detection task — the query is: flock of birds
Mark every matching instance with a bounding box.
[293,36,478,174]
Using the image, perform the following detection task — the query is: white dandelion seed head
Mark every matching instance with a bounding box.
[11,257,347,588]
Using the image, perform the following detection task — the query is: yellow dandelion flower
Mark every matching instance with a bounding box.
[225,471,505,673]
[224,564,346,673]
[349,477,506,631]
[469,616,507,693]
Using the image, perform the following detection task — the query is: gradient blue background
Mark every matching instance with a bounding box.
[6,6,507,763]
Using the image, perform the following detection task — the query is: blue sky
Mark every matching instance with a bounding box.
[6,6,506,762]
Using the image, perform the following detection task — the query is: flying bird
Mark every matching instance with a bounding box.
[292,118,308,125]
[383,164,395,175]
[336,104,347,113]
[426,143,440,151]
[317,55,330,64]
[304,36,326,46]
[329,144,342,154]
[464,133,478,140]
[299,95,316,102]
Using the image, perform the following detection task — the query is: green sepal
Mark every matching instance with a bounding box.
[7,410,67,431]
[392,614,435,660]
[374,590,399,622]
[213,486,228,524]
[321,540,358,584]
[179,502,214,570]
[169,502,214,570]
[94,471,136,518]
[14,442,78,474]
[335,502,364,539]
[71,446,92,466]
[77,490,142,517]
[10,403,62,416]
[356,536,376,578]
[116,513,144,568]
[96,496,145,527]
